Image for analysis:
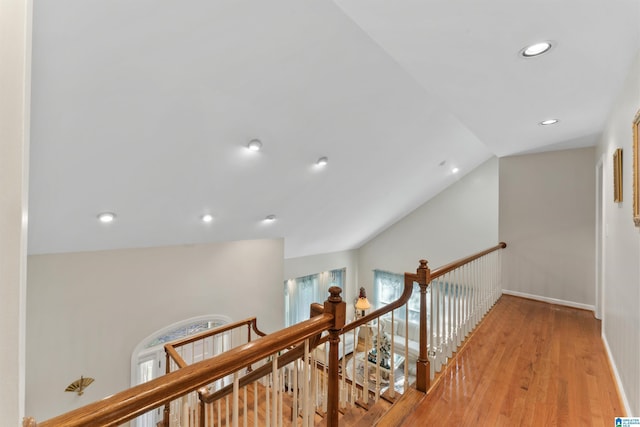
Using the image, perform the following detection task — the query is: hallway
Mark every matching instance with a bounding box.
[401,295,625,426]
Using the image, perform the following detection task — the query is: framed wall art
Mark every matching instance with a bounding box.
[634,110,640,226]
[613,148,623,203]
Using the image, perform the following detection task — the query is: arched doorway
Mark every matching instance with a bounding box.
[130,315,232,427]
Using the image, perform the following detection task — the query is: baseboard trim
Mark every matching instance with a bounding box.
[602,332,632,416]
[501,289,595,312]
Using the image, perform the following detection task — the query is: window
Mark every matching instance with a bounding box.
[374,270,421,324]
[130,315,232,427]
[284,268,345,326]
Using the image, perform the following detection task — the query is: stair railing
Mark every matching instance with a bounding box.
[322,241,507,397]
[29,287,346,427]
[425,242,506,381]
[176,302,337,427]
[24,242,506,426]
[161,317,266,426]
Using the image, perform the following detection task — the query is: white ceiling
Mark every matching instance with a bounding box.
[28,0,640,258]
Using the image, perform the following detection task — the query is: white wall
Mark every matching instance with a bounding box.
[499,147,596,308]
[596,49,640,416]
[0,0,31,423]
[284,249,358,309]
[26,238,284,421]
[358,157,499,295]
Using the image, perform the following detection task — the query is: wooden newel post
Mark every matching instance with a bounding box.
[416,259,431,393]
[324,286,346,427]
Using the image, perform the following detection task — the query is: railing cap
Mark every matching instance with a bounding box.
[328,286,342,302]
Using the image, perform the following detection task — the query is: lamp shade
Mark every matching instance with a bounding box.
[355,297,371,311]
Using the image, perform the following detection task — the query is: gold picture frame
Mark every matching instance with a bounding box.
[634,110,640,226]
[614,148,623,202]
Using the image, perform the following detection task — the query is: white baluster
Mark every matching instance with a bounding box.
[232,372,239,427]
[434,279,442,373]
[340,334,346,408]
[363,319,370,404]
[292,359,298,421]
[475,259,481,319]
[482,255,487,310]
[253,380,258,427]
[477,259,482,322]
[351,327,357,405]
[480,257,486,316]
[242,385,247,427]
[309,350,317,427]
[451,271,457,353]
[462,264,469,338]
[429,278,435,380]
[468,263,473,333]
[456,269,461,346]
[389,309,395,399]
[322,342,328,414]
[403,305,409,392]
[474,259,480,327]
[265,371,270,427]
[271,356,277,427]
[496,251,501,303]
[436,280,441,363]
[279,365,284,427]
[374,320,380,401]
[445,272,452,360]
[302,340,309,427]
[182,397,189,427]
[492,252,498,304]
[487,252,492,304]
[440,279,446,371]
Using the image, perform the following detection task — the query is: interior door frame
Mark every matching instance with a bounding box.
[595,155,605,320]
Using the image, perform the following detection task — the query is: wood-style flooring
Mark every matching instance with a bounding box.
[399,295,625,426]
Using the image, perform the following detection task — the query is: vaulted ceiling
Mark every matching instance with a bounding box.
[28,0,640,258]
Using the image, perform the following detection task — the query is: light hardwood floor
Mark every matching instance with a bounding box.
[400,295,625,426]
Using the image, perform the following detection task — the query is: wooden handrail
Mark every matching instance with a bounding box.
[430,242,506,280]
[164,317,267,372]
[164,317,263,349]
[38,313,335,427]
[320,243,507,345]
[343,261,426,334]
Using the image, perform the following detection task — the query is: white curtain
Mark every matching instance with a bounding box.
[284,269,345,326]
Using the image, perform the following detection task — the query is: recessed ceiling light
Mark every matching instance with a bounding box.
[452,167,459,174]
[247,139,262,151]
[97,212,116,223]
[520,41,553,58]
[316,156,328,166]
[201,214,214,223]
[539,119,559,126]
[264,214,276,222]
